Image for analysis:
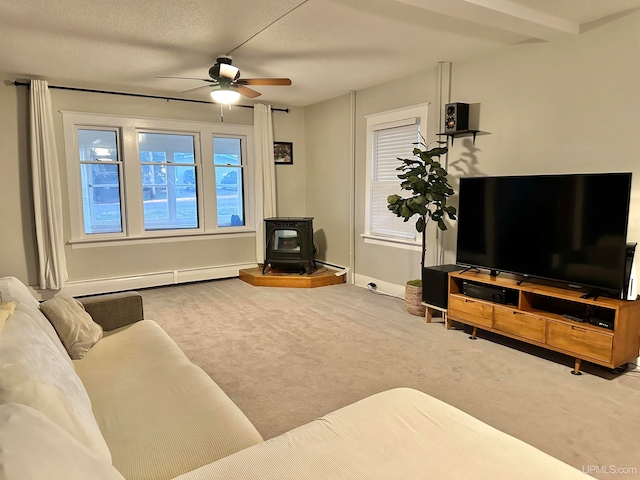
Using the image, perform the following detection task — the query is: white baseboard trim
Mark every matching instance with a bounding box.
[353,273,405,299]
[51,263,258,298]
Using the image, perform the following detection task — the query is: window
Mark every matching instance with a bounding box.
[138,132,198,231]
[213,137,245,227]
[77,129,123,234]
[63,112,254,243]
[364,104,429,248]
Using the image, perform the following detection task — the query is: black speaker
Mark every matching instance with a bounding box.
[422,264,464,309]
[444,102,469,132]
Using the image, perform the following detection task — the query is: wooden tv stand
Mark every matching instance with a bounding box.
[447,271,640,374]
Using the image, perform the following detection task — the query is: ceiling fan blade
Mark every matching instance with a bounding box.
[234,85,262,98]
[181,84,218,94]
[237,78,292,86]
[156,75,213,82]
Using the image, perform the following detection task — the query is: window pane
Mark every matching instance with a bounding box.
[139,133,193,162]
[139,133,198,231]
[213,137,241,165]
[215,166,244,227]
[140,151,166,163]
[174,152,195,164]
[78,129,122,234]
[213,137,244,227]
[371,123,420,240]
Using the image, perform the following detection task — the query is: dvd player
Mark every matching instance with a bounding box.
[588,317,614,330]
[462,281,509,304]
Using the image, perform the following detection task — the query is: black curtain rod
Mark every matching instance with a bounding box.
[13,81,289,113]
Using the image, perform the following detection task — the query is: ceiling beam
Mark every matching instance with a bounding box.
[396,0,580,41]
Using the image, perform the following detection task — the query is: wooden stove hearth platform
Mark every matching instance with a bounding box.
[239,266,346,288]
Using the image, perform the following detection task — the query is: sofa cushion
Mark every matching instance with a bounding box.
[40,294,103,359]
[0,403,124,480]
[0,301,16,333]
[74,320,263,480]
[0,276,72,364]
[0,276,41,310]
[0,309,112,462]
[173,388,592,480]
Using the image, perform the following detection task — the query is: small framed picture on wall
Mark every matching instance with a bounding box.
[274,142,293,165]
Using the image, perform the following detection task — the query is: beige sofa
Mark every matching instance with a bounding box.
[0,276,592,479]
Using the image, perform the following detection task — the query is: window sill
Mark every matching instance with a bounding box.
[68,230,255,249]
[361,234,422,252]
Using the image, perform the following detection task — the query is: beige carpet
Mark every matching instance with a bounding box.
[140,279,640,480]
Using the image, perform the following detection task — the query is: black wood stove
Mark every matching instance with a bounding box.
[263,217,317,274]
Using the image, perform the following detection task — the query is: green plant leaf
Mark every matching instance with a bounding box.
[429,147,448,157]
[385,141,456,259]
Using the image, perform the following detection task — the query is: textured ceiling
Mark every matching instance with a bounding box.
[1,0,639,107]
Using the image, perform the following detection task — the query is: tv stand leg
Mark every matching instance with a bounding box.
[424,306,445,324]
[469,327,478,340]
[424,307,433,323]
[571,358,582,375]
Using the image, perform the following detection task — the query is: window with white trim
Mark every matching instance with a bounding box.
[364,104,428,248]
[63,112,254,243]
[77,128,123,234]
[213,136,245,227]
[138,132,199,231]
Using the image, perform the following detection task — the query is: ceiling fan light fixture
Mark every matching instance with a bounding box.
[210,88,241,104]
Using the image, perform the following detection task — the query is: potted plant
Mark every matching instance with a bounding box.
[387,139,457,315]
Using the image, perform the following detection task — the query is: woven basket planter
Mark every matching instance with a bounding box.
[405,283,426,316]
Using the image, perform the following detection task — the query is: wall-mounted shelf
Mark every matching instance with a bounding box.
[437,130,480,145]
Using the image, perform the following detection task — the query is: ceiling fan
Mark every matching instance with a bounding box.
[157,56,291,102]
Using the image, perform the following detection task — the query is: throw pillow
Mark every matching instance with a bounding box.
[40,294,103,359]
[0,403,124,480]
[0,301,16,334]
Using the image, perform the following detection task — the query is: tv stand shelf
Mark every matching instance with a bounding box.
[447,271,640,374]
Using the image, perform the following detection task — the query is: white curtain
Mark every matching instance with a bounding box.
[253,103,277,264]
[30,79,68,290]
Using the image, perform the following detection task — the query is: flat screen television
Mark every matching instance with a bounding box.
[456,172,632,298]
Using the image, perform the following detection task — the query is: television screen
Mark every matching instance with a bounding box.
[456,173,632,297]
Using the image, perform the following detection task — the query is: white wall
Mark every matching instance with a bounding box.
[441,10,640,262]
[304,9,640,292]
[304,94,353,268]
[0,85,306,291]
[273,104,307,217]
[0,84,36,284]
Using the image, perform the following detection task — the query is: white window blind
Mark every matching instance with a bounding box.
[370,120,421,240]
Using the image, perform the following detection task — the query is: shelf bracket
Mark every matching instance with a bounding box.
[437,130,479,146]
